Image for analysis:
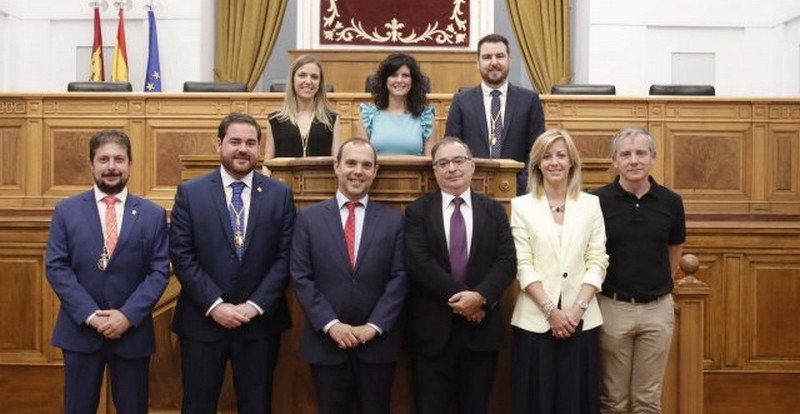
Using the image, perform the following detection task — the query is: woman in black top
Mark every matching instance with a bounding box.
[265,55,340,158]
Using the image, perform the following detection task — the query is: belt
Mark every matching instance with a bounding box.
[601,291,660,304]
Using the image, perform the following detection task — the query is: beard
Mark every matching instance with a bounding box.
[95,174,127,195]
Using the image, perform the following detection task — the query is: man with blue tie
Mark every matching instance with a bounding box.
[169,112,296,414]
[46,129,170,414]
[290,138,406,414]
[445,33,546,195]
[404,137,517,414]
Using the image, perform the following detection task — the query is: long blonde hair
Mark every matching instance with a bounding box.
[527,129,583,199]
[271,55,335,130]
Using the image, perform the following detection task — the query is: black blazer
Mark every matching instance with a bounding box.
[403,191,517,356]
[169,169,296,341]
[445,83,545,195]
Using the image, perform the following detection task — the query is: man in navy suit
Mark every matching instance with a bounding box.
[169,112,296,414]
[290,138,406,414]
[445,33,546,195]
[404,137,517,414]
[46,129,170,414]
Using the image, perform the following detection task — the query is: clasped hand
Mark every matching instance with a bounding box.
[548,306,584,339]
[328,323,378,349]
[210,302,259,329]
[448,291,486,323]
[90,309,131,339]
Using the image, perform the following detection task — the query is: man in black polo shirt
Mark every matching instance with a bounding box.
[594,127,686,414]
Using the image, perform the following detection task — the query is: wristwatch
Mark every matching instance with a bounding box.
[576,300,589,310]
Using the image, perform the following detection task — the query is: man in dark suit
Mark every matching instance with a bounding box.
[45,129,170,414]
[169,112,295,414]
[404,137,517,414]
[445,33,546,195]
[290,138,406,414]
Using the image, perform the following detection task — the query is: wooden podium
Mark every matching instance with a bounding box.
[180,155,525,211]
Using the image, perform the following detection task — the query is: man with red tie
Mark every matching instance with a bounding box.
[404,137,517,414]
[290,138,407,414]
[45,129,170,414]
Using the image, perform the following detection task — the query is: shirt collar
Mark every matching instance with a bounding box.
[441,187,472,209]
[94,186,128,204]
[481,81,509,97]
[220,166,254,189]
[336,190,369,209]
[611,175,660,198]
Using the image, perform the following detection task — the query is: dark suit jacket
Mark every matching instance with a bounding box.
[291,198,406,364]
[46,190,170,358]
[169,169,295,341]
[403,191,516,356]
[445,83,546,194]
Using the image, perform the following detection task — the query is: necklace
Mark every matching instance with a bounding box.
[549,204,565,213]
[488,111,502,146]
[230,202,245,247]
[97,220,118,271]
[300,129,310,157]
[297,117,313,157]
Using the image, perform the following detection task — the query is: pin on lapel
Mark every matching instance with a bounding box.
[132,210,137,215]
[257,186,262,193]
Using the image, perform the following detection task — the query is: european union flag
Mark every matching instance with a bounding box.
[144,9,161,92]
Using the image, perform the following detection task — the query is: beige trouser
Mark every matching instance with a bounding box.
[598,294,674,414]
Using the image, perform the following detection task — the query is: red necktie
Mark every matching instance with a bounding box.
[103,196,119,256]
[344,201,358,269]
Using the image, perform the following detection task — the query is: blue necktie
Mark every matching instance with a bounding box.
[229,181,246,261]
[449,197,468,282]
[490,89,503,158]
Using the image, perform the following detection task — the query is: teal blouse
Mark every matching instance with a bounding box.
[359,103,434,155]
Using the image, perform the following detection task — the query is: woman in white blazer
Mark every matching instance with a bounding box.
[509,129,609,414]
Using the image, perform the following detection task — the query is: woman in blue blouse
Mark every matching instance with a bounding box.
[357,53,435,155]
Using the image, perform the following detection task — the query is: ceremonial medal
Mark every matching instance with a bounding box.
[97,248,109,271]
[234,232,244,248]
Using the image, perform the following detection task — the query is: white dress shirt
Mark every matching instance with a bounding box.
[441,188,474,255]
[481,81,509,141]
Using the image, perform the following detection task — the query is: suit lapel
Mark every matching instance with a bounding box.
[503,84,520,134]
[243,174,266,253]
[533,195,562,258]
[430,193,450,262]
[468,193,485,264]
[80,190,104,253]
[111,195,141,259]
[473,88,490,147]
[209,171,236,252]
[322,198,353,271]
[355,201,381,272]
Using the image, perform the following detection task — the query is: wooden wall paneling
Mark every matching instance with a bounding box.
[143,118,220,207]
[662,121,753,214]
[704,372,800,414]
[40,118,130,206]
[766,122,800,206]
[0,365,65,414]
[744,256,800,369]
[722,254,743,368]
[0,118,25,203]
[288,50,482,94]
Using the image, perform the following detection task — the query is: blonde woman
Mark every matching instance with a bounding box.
[509,129,609,414]
[265,55,341,158]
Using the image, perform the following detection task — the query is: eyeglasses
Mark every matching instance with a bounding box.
[432,156,472,169]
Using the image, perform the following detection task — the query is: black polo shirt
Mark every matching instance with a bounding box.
[594,176,686,300]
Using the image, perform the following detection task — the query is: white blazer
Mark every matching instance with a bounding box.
[510,192,609,333]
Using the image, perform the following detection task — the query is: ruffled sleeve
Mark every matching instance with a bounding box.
[359,103,377,137]
[420,106,435,142]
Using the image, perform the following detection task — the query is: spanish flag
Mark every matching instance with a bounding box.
[111,8,128,82]
[89,6,104,81]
